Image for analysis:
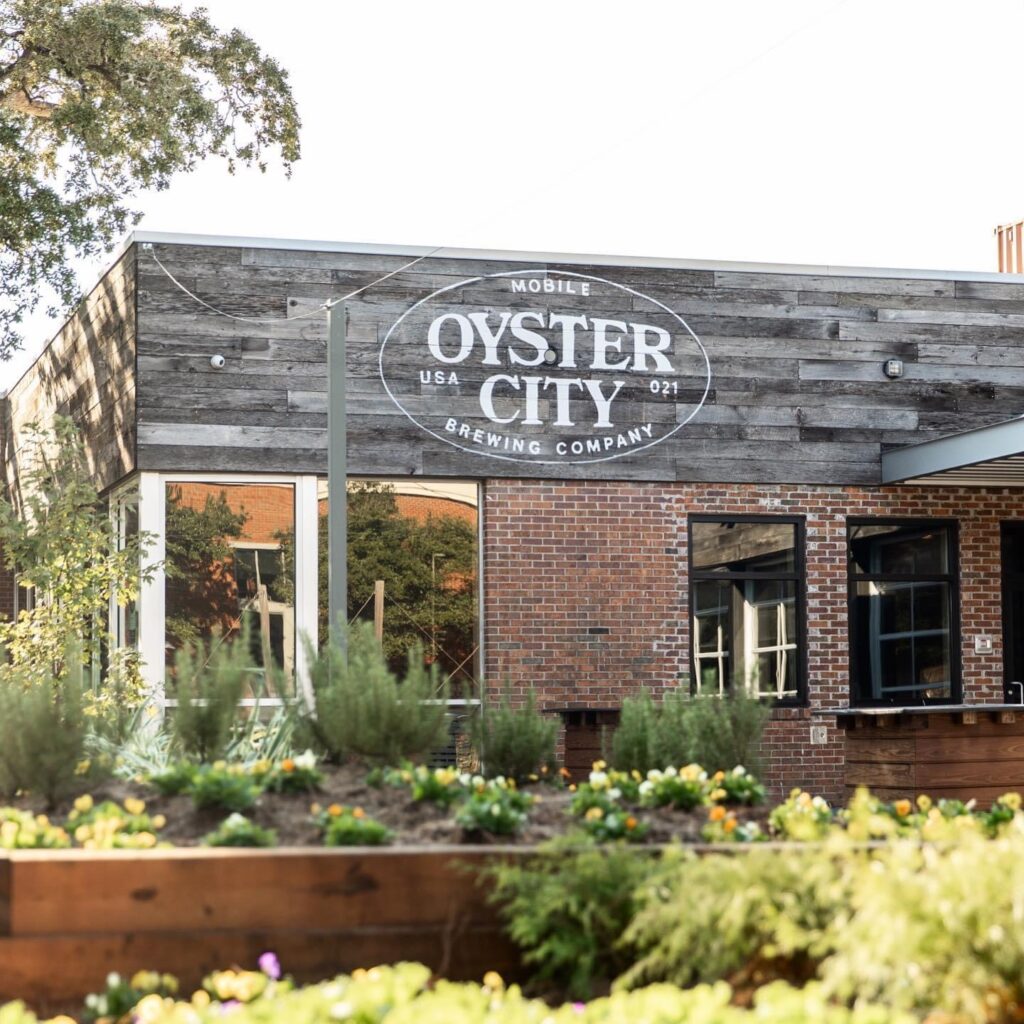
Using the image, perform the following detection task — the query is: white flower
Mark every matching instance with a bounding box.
[106,973,121,989]
[638,780,654,797]
[330,1001,354,1019]
[589,771,608,789]
[646,769,663,783]
[608,788,622,801]
[224,813,248,828]
[490,804,501,816]
[664,766,677,778]
[733,765,746,776]
[605,815,619,830]
[294,749,317,771]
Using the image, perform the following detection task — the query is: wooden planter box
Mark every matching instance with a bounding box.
[0,846,525,1012]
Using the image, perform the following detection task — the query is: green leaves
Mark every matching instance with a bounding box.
[0,0,301,355]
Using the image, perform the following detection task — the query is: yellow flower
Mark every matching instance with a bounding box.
[893,799,912,818]
[1001,792,1022,811]
[708,805,727,822]
[124,797,146,816]
[192,990,211,1009]
[73,794,94,814]
[0,821,19,847]
[310,802,322,816]
[710,788,727,802]
[568,784,577,793]
[713,770,726,782]
[74,759,91,776]
[151,815,166,830]
[482,970,504,990]
[592,760,607,772]
[74,824,91,843]
[34,814,49,828]
[917,794,933,812]
[584,806,604,821]
[212,760,227,771]
[328,804,343,817]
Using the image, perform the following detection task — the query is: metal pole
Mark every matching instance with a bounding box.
[328,302,347,652]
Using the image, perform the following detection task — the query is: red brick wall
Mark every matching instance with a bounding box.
[483,480,1024,802]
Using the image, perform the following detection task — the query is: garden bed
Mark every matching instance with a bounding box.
[8,764,770,847]
[0,845,524,1011]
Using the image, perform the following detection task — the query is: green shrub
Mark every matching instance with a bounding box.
[315,805,392,847]
[149,761,199,796]
[167,633,252,763]
[0,660,111,808]
[0,808,70,848]
[680,691,771,777]
[609,688,770,777]
[189,764,258,812]
[455,786,532,836]
[482,834,662,999]
[618,845,846,992]
[608,688,659,773]
[202,813,276,847]
[469,686,557,783]
[298,623,448,766]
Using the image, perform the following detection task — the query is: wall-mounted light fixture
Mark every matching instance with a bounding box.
[210,354,226,369]
[882,358,904,379]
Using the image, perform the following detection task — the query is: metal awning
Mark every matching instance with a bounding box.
[882,415,1024,486]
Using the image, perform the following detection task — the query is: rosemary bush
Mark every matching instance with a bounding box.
[470,686,557,782]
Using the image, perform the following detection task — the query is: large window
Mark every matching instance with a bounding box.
[689,517,805,703]
[1001,523,1024,700]
[848,520,959,706]
[164,481,296,697]
[317,479,481,698]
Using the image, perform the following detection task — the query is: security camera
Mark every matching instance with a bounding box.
[210,354,226,369]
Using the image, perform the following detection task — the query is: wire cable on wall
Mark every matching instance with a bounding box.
[143,243,446,324]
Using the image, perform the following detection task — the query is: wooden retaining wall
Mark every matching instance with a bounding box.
[0,846,523,1012]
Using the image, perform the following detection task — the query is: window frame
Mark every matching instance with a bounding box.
[687,513,808,707]
[846,517,962,707]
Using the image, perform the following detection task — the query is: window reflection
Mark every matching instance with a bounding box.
[164,482,295,695]
[318,480,480,694]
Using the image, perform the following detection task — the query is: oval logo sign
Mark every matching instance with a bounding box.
[378,268,711,465]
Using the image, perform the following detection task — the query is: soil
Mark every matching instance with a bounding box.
[10,766,773,848]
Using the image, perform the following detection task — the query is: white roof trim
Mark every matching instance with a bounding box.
[124,230,1024,285]
[882,416,1024,486]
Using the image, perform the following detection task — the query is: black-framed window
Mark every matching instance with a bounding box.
[847,519,960,706]
[1001,523,1024,699]
[689,516,806,704]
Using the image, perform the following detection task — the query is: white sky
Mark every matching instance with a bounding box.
[6,0,1024,388]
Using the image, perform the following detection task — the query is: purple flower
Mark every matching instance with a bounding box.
[258,951,281,980]
[572,1002,586,1014]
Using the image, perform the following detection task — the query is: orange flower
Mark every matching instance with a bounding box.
[723,817,737,833]
[327,803,343,817]
[559,767,572,780]
[281,759,296,773]
[352,807,366,819]
[894,799,912,818]
[625,816,638,831]
[708,805,727,822]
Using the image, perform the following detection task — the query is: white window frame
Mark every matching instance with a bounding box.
[137,471,318,711]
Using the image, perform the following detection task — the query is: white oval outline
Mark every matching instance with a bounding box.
[377,268,712,466]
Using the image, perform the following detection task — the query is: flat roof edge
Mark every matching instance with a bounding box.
[125,230,1024,285]
[882,416,1024,483]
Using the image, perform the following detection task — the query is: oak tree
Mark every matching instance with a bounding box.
[0,0,300,356]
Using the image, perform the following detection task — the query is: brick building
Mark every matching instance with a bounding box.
[4,232,1024,802]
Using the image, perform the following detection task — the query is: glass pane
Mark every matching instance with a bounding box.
[164,482,295,697]
[318,480,480,695]
[1003,524,1024,576]
[852,579,952,701]
[691,520,796,573]
[849,523,950,575]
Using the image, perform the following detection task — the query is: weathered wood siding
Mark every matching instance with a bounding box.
[2,252,136,505]
[135,241,1024,484]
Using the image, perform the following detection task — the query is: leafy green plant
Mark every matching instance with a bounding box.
[298,623,449,766]
[608,688,659,773]
[577,803,648,843]
[189,764,258,813]
[768,789,833,841]
[0,658,111,807]
[712,765,766,805]
[0,808,70,849]
[202,813,277,848]
[483,834,661,999]
[65,795,166,849]
[469,686,557,783]
[680,691,772,777]
[0,418,154,691]
[315,804,392,847]
[82,969,179,1024]
[618,845,847,992]
[455,785,532,836]
[254,751,322,794]
[149,761,198,797]
[637,765,708,810]
[168,631,254,763]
